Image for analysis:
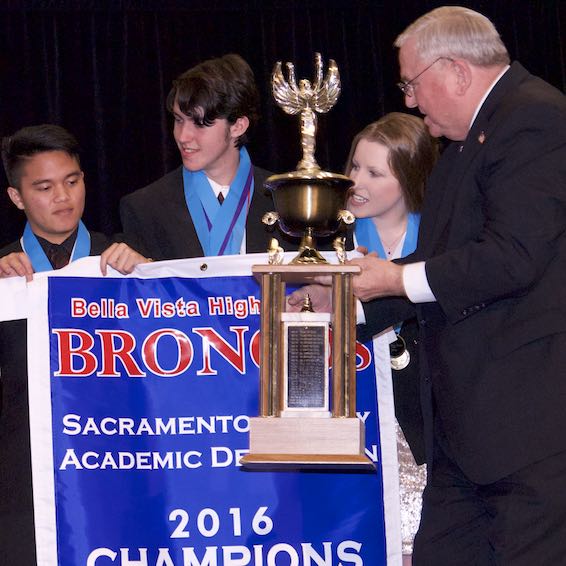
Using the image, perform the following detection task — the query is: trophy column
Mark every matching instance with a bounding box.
[331,269,357,419]
[257,272,284,419]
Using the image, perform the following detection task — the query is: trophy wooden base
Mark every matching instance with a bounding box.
[240,417,375,470]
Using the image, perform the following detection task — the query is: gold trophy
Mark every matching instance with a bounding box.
[262,53,355,264]
[240,54,373,469]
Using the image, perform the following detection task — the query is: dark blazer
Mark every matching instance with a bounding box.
[358,288,425,465]
[120,165,300,260]
[362,62,566,484]
[0,231,110,566]
[392,319,425,465]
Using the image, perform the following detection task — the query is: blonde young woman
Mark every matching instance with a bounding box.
[345,113,438,563]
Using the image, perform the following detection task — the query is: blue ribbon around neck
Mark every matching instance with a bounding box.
[20,220,91,273]
[183,146,254,256]
[355,212,420,335]
[354,212,420,260]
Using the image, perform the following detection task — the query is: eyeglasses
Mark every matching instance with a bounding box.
[397,57,454,97]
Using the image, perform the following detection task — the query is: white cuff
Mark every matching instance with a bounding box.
[402,262,436,303]
[356,298,366,325]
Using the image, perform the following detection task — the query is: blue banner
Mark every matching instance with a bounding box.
[5,255,401,565]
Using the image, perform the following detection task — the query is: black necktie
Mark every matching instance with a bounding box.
[218,192,225,205]
[47,245,71,269]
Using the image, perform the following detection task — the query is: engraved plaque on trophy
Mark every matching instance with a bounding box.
[282,308,330,416]
[240,54,374,469]
[286,325,326,409]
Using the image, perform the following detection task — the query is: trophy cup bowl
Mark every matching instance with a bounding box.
[264,171,354,263]
[265,171,352,237]
[264,170,354,264]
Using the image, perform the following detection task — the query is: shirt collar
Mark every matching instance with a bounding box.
[468,65,510,130]
[207,176,230,199]
[35,227,78,255]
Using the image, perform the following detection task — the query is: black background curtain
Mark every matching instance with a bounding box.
[0,0,564,247]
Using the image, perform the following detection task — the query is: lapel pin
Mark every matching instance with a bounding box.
[478,131,486,144]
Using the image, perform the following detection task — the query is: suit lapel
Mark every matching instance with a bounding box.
[166,167,205,257]
[420,132,491,257]
[245,167,274,253]
[417,142,462,257]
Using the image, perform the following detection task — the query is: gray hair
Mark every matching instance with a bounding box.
[395,6,510,67]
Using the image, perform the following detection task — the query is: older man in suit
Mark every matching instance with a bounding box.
[357,7,566,564]
[291,6,566,564]
[120,54,293,260]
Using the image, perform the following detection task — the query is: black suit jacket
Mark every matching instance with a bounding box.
[120,165,300,260]
[0,231,110,566]
[362,62,566,484]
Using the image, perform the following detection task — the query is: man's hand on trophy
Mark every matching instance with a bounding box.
[348,255,406,301]
[287,283,333,313]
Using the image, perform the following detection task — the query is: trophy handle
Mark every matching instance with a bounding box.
[262,211,280,226]
[337,209,355,225]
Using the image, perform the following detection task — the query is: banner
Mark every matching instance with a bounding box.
[1,253,401,565]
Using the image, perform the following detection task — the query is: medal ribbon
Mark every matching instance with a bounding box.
[355,212,420,335]
[183,146,254,256]
[354,212,420,260]
[20,220,91,273]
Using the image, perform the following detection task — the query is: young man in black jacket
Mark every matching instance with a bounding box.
[0,124,149,565]
[120,54,292,260]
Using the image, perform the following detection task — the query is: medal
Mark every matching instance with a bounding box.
[390,333,410,371]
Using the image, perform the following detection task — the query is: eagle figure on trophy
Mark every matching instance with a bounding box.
[272,53,341,171]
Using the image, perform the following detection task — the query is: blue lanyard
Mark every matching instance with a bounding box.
[354,212,420,260]
[354,213,420,334]
[20,220,91,272]
[183,146,254,256]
